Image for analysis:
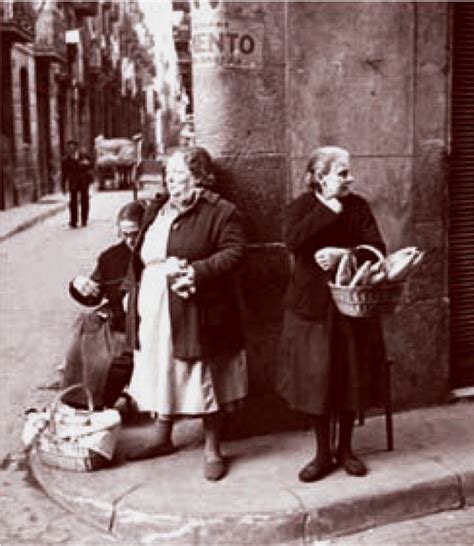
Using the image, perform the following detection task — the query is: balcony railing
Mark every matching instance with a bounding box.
[172,1,190,13]
[110,3,120,23]
[0,0,36,44]
[73,1,99,18]
[34,7,66,62]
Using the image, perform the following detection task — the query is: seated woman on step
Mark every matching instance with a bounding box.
[69,200,148,332]
[62,200,148,409]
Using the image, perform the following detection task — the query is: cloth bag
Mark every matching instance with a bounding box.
[61,310,127,409]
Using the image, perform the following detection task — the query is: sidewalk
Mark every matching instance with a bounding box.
[0,192,68,243]
[5,192,473,544]
[29,401,474,545]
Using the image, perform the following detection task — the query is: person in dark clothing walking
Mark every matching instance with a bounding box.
[61,139,94,228]
[277,146,387,483]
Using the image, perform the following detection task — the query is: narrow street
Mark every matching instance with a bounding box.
[0,188,153,544]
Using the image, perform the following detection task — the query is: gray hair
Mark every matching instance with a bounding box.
[305,146,349,191]
[176,146,216,189]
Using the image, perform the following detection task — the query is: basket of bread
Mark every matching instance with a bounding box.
[328,244,425,318]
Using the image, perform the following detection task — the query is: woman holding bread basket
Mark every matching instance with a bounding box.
[277,146,387,482]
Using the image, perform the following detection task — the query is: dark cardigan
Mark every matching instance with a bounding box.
[283,191,386,321]
[277,190,388,414]
[126,190,245,360]
[69,241,131,332]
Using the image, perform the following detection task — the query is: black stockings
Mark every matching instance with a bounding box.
[337,410,356,457]
[311,410,356,461]
[311,415,332,464]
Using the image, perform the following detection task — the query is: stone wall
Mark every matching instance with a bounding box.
[191,1,450,423]
[287,2,450,408]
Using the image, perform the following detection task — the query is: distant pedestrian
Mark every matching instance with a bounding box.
[61,139,94,228]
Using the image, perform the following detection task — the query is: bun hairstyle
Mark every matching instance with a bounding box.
[305,146,349,193]
[117,200,148,226]
[181,146,216,189]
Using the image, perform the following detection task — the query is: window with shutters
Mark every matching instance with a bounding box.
[449,3,474,388]
[20,67,31,144]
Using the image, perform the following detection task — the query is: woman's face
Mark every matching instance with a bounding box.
[319,155,354,199]
[166,153,197,201]
[119,220,140,249]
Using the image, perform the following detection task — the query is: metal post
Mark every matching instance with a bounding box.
[132,133,142,201]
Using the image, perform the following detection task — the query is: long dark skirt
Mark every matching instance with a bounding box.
[276,305,386,416]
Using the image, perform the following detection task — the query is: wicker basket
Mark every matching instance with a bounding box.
[37,442,108,472]
[328,281,405,318]
[329,244,405,318]
[35,384,120,472]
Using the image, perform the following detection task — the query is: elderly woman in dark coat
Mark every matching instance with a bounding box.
[126,147,247,481]
[277,146,386,482]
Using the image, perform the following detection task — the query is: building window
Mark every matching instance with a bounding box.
[20,67,31,144]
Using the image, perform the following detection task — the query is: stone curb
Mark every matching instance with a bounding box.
[28,449,469,545]
[29,450,118,537]
[0,202,67,244]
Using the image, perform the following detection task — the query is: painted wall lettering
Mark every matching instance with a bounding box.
[191,18,263,68]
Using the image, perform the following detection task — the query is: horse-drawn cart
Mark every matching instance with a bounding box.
[94,135,138,191]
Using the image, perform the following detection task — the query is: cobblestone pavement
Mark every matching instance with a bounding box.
[314,506,474,545]
[0,188,154,545]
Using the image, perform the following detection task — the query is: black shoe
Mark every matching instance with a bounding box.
[337,452,367,477]
[69,223,77,228]
[204,457,227,481]
[298,458,334,482]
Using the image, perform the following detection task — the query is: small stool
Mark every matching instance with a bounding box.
[358,358,394,451]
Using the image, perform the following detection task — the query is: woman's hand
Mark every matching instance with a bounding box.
[170,266,196,299]
[165,258,195,299]
[314,247,348,271]
[164,257,188,280]
[72,275,100,297]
